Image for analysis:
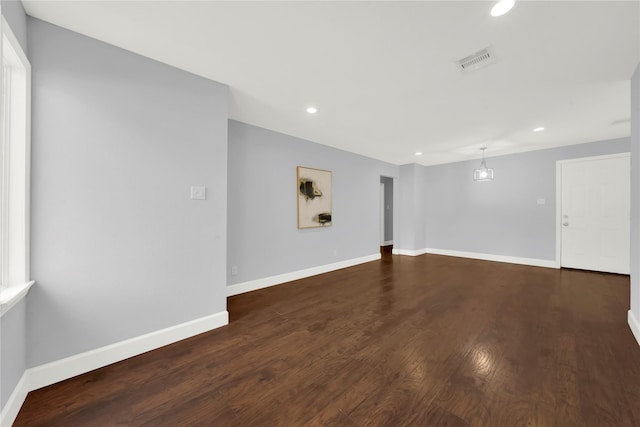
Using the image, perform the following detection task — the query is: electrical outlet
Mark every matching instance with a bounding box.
[231,265,238,276]
[537,198,546,205]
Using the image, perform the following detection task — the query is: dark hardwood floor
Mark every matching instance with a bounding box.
[14,254,640,426]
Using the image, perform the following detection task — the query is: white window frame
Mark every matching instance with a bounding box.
[0,16,33,316]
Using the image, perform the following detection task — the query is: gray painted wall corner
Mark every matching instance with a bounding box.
[227,120,398,286]
[1,0,27,53]
[423,138,630,261]
[397,164,416,250]
[27,18,229,367]
[396,163,428,252]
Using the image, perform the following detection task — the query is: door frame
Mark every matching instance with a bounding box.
[380,182,385,246]
[379,175,396,248]
[555,152,631,269]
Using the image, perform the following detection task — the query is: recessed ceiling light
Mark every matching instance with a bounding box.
[491,0,515,17]
[533,127,545,132]
[306,106,318,114]
[415,152,423,156]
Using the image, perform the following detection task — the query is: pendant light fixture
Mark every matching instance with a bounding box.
[473,147,494,181]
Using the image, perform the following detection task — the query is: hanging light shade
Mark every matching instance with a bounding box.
[473,147,494,181]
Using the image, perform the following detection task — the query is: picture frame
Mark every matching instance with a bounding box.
[297,166,332,229]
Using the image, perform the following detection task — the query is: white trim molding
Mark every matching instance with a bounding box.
[0,310,228,427]
[557,152,631,165]
[0,280,33,316]
[629,310,640,348]
[227,254,381,297]
[392,248,428,256]
[0,15,32,293]
[394,247,558,269]
[0,371,29,427]
[28,311,229,391]
[425,248,558,268]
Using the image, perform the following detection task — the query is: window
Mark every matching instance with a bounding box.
[0,16,33,315]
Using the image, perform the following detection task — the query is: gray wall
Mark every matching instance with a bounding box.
[227,120,398,285]
[631,63,639,317]
[397,165,415,250]
[397,164,427,251]
[1,299,27,409]
[380,176,393,243]
[1,0,27,52]
[0,0,28,413]
[27,18,228,367]
[424,138,630,260]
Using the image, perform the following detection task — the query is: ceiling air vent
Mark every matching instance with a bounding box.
[457,46,496,73]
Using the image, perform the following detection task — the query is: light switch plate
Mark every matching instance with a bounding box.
[190,186,206,200]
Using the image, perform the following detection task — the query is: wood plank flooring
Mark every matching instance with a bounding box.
[14,253,640,426]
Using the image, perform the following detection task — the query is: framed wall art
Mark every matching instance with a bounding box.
[297,166,332,229]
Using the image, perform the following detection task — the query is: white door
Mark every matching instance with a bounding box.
[561,155,630,274]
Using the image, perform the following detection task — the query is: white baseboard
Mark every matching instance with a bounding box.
[227,254,381,297]
[0,310,228,427]
[393,247,558,269]
[382,241,393,246]
[0,372,29,427]
[392,248,428,256]
[629,310,640,348]
[423,248,559,268]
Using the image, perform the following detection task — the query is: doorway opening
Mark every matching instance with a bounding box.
[380,176,394,258]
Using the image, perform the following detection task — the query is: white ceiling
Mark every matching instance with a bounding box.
[23,1,640,166]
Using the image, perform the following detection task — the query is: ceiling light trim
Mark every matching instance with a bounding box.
[491,0,515,17]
